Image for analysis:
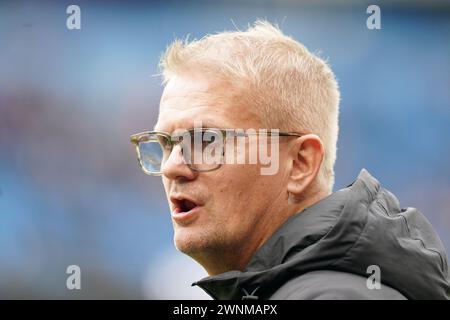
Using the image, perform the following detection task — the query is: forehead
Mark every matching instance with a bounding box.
[155,73,259,132]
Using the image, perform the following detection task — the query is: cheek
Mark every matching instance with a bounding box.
[212,165,264,209]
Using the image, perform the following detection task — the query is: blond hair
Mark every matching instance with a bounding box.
[159,20,340,192]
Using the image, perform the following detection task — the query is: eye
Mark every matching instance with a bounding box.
[201,130,221,148]
[202,133,216,146]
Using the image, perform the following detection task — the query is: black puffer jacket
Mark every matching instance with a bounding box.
[193,169,450,299]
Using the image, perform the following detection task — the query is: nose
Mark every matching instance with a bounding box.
[161,144,197,181]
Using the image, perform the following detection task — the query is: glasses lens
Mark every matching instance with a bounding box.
[137,135,168,174]
[183,129,223,171]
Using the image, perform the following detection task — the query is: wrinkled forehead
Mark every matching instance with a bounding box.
[155,74,260,132]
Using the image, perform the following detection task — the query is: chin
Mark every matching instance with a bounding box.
[173,228,205,254]
[173,225,221,255]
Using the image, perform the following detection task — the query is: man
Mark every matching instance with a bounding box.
[131,21,450,299]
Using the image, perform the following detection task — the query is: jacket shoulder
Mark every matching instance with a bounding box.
[269,270,407,300]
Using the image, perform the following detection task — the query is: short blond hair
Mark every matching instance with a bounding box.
[159,20,340,192]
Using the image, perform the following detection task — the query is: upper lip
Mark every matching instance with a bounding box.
[170,194,202,211]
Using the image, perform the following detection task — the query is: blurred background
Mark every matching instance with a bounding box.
[0,0,449,299]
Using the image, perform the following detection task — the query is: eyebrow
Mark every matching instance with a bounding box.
[189,122,222,129]
[154,121,227,133]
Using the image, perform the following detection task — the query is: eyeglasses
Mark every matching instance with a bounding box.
[130,128,303,176]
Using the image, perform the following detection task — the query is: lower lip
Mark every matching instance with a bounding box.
[171,206,202,224]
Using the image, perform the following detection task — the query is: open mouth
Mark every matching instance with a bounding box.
[176,198,198,213]
[170,196,201,216]
[170,196,201,224]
